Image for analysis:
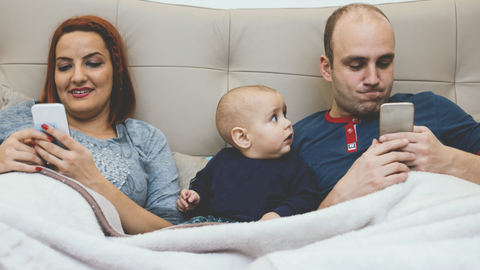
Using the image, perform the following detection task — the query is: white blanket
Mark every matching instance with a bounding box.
[1,170,479,269]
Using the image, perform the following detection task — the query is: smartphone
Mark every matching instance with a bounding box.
[31,103,70,148]
[379,102,414,137]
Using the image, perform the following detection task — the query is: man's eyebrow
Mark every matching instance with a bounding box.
[340,53,395,63]
[341,55,368,63]
[56,52,105,61]
[378,53,395,60]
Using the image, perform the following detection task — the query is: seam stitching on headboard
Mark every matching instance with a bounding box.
[226,10,232,149]
[227,11,231,93]
[453,0,458,103]
[116,0,119,25]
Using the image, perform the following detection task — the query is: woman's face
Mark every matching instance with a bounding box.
[55,31,113,122]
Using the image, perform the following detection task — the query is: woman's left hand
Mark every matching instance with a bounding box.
[34,124,173,233]
[33,124,104,187]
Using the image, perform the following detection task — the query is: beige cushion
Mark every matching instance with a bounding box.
[0,84,34,110]
[2,0,480,157]
[172,152,209,190]
[472,114,480,122]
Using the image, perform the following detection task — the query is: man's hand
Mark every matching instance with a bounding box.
[379,126,480,184]
[259,211,280,221]
[319,138,415,210]
[176,189,200,212]
[379,126,449,173]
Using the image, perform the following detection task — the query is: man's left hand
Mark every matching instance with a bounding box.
[379,126,451,174]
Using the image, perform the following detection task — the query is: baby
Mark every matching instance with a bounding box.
[176,85,320,223]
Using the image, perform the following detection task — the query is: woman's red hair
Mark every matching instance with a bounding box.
[41,15,135,127]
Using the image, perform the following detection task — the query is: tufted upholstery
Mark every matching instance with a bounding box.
[1,0,479,156]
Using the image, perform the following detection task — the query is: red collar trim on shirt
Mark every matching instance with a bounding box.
[325,109,360,124]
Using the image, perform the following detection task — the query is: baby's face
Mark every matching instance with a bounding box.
[246,91,293,159]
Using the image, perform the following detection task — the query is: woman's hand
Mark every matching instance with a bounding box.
[33,124,104,187]
[0,129,50,174]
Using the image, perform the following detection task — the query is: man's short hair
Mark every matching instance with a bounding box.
[216,85,277,146]
[324,3,390,68]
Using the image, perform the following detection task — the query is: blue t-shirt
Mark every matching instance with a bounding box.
[190,147,320,222]
[0,100,184,224]
[292,92,480,203]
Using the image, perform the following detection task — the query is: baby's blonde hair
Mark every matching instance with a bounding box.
[216,85,277,146]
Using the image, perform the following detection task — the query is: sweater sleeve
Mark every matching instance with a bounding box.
[189,152,220,216]
[432,94,480,155]
[125,119,185,224]
[0,100,36,144]
[271,160,321,217]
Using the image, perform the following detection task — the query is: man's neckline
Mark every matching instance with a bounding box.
[325,109,360,124]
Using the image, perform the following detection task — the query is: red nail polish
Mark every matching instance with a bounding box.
[36,167,42,171]
[47,136,54,142]
[41,124,49,130]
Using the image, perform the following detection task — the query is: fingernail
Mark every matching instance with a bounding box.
[379,136,386,141]
[411,153,416,158]
[36,167,42,171]
[47,136,54,142]
[41,124,49,130]
[402,138,408,143]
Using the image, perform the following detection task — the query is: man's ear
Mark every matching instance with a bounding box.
[320,55,333,83]
[231,127,251,149]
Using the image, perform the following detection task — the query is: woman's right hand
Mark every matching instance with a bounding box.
[0,129,50,174]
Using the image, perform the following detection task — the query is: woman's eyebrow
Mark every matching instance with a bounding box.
[56,52,105,61]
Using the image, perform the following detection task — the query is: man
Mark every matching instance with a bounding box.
[291,3,480,210]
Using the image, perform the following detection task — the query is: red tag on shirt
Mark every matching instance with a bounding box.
[345,123,357,153]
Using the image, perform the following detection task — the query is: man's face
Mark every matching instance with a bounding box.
[327,12,395,118]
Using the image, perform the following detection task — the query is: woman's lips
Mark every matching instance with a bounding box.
[70,87,93,98]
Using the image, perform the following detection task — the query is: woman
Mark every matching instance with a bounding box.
[0,16,184,234]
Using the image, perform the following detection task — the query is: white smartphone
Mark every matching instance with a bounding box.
[31,103,70,148]
[379,102,415,137]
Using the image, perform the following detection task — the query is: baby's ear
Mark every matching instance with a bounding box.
[231,127,251,149]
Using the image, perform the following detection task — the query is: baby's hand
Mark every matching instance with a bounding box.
[176,189,200,212]
[259,211,280,221]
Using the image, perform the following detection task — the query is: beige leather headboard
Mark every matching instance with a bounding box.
[1,0,479,156]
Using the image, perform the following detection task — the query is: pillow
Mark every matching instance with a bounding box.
[172,152,209,190]
[472,114,480,123]
[0,84,35,110]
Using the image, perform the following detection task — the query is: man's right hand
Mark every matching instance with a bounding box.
[318,138,415,210]
[176,189,200,212]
